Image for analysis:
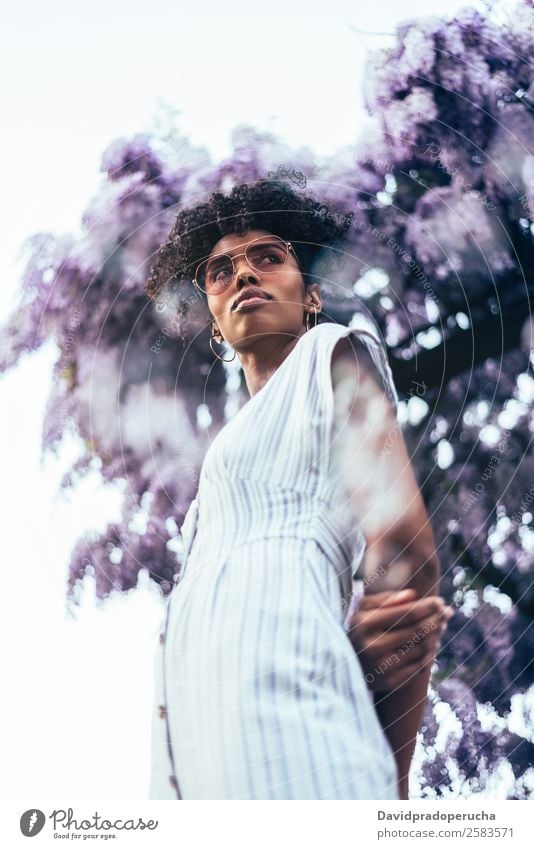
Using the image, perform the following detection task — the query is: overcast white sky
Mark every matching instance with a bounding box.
[1,0,499,801]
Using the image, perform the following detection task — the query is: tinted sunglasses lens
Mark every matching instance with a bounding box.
[246,239,288,271]
[196,256,233,293]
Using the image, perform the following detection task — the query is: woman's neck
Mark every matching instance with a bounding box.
[239,331,306,397]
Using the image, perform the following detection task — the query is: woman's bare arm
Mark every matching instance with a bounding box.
[348,589,452,692]
[330,336,440,799]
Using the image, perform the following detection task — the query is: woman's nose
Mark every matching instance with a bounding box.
[234,256,259,288]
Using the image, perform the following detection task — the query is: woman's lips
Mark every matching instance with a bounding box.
[234,296,272,311]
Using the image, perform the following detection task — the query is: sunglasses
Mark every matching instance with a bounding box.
[193,236,300,296]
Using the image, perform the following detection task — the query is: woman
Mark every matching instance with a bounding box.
[144,179,447,800]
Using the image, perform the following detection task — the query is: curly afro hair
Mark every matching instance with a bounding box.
[144,179,354,332]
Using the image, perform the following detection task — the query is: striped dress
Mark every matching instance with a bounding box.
[149,321,400,800]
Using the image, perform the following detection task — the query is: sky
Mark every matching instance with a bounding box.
[0,0,501,800]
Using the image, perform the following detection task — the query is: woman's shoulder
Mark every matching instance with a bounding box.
[301,321,354,353]
[308,320,399,413]
[306,320,381,347]
[304,320,383,362]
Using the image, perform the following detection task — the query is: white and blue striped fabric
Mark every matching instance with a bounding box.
[149,321,400,800]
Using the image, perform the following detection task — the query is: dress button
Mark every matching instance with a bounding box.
[158,704,167,719]
[169,775,179,792]
[159,632,165,645]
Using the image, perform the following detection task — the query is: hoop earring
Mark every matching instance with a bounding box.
[209,333,236,362]
[305,308,318,332]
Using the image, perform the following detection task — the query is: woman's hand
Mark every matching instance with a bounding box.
[347,588,453,692]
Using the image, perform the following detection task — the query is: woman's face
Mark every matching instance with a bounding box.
[203,229,321,352]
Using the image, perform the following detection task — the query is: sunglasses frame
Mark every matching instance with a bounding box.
[192,236,301,296]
